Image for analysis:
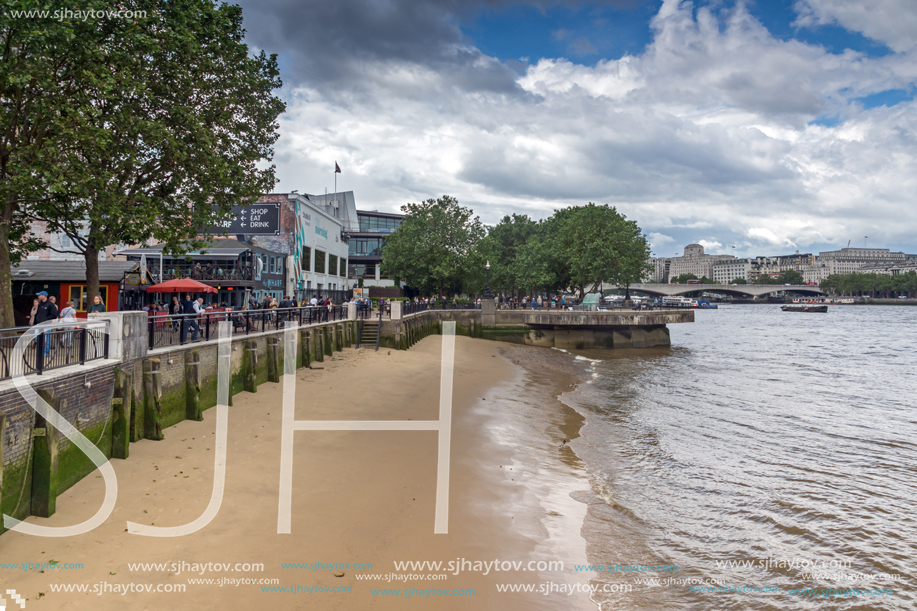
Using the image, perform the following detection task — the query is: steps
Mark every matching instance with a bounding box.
[359,321,379,346]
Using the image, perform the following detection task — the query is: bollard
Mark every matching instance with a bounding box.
[142,358,164,440]
[267,337,280,383]
[32,388,60,517]
[112,368,132,459]
[185,351,202,421]
[244,340,258,393]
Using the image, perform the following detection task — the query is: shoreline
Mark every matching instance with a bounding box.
[2,335,601,609]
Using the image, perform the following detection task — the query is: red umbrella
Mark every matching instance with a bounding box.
[145,278,218,293]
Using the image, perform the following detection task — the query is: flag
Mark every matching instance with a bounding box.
[140,254,148,283]
[334,162,341,174]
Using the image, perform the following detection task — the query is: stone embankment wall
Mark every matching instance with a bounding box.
[0,313,356,534]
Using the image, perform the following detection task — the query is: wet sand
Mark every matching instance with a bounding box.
[1,336,596,610]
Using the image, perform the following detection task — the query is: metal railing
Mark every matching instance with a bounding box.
[0,320,110,381]
[147,305,347,349]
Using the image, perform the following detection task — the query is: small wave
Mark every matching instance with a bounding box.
[575,355,604,363]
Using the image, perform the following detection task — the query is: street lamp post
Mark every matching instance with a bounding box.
[484,261,493,300]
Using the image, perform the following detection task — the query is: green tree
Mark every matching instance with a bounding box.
[730,277,747,285]
[554,203,650,298]
[480,214,538,295]
[778,270,804,284]
[381,195,485,296]
[33,0,284,302]
[0,1,113,327]
[671,273,698,284]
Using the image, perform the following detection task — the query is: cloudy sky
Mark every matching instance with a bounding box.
[235,0,917,258]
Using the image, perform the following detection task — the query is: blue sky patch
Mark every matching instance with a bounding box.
[853,88,916,109]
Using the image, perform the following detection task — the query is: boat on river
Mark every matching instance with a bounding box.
[782,304,828,313]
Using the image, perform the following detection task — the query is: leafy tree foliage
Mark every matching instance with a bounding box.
[381,195,485,296]
[30,0,285,302]
[671,273,698,284]
[821,271,917,298]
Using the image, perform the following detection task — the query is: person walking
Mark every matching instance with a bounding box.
[59,300,77,348]
[181,294,199,341]
[34,291,59,357]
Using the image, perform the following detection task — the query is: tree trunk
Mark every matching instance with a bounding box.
[0,196,16,328]
[85,245,100,309]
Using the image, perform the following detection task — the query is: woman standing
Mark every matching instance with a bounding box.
[88,295,106,313]
[29,298,39,325]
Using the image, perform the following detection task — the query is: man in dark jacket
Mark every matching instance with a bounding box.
[34,291,58,323]
[182,294,199,341]
[34,291,59,356]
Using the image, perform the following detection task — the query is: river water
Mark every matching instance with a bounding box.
[558,304,917,610]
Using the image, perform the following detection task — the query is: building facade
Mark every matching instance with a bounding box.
[713,259,753,284]
[243,192,357,301]
[667,244,735,281]
[802,248,910,283]
[348,210,404,288]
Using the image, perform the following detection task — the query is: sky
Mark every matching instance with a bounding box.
[234,0,917,259]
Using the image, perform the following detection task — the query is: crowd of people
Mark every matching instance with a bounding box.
[28,292,107,326]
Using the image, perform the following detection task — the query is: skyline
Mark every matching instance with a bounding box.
[235,0,917,258]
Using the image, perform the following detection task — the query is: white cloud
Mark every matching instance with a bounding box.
[268,0,917,254]
[647,232,675,251]
[794,0,917,52]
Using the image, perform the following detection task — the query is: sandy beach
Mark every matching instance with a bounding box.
[1,335,597,610]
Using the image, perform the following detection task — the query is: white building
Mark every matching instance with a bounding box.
[667,244,735,281]
[248,192,357,300]
[802,248,910,283]
[713,259,753,284]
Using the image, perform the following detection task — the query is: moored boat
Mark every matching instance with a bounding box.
[782,304,828,313]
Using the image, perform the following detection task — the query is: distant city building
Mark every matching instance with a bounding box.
[348,210,405,288]
[748,252,814,282]
[850,260,917,277]
[802,248,909,283]
[667,244,735,281]
[713,259,753,284]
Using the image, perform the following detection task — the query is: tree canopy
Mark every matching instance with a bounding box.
[0,0,284,325]
[383,200,651,298]
[381,195,486,296]
[821,271,916,298]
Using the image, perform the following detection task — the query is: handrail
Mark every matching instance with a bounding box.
[0,319,111,381]
[145,305,346,350]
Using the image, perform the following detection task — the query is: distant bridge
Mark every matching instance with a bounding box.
[621,284,825,298]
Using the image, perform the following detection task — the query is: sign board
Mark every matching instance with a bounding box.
[207,204,280,235]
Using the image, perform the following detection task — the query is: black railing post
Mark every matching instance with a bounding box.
[149,317,156,349]
[36,332,45,374]
[103,325,109,359]
[375,302,382,352]
[79,327,87,365]
[205,314,211,341]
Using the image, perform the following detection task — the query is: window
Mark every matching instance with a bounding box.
[68,285,108,311]
[329,254,338,278]
[301,247,311,271]
[340,257,346,277]
[314,249,325,274]
[270,257,276,274]
[61,234,72,248]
